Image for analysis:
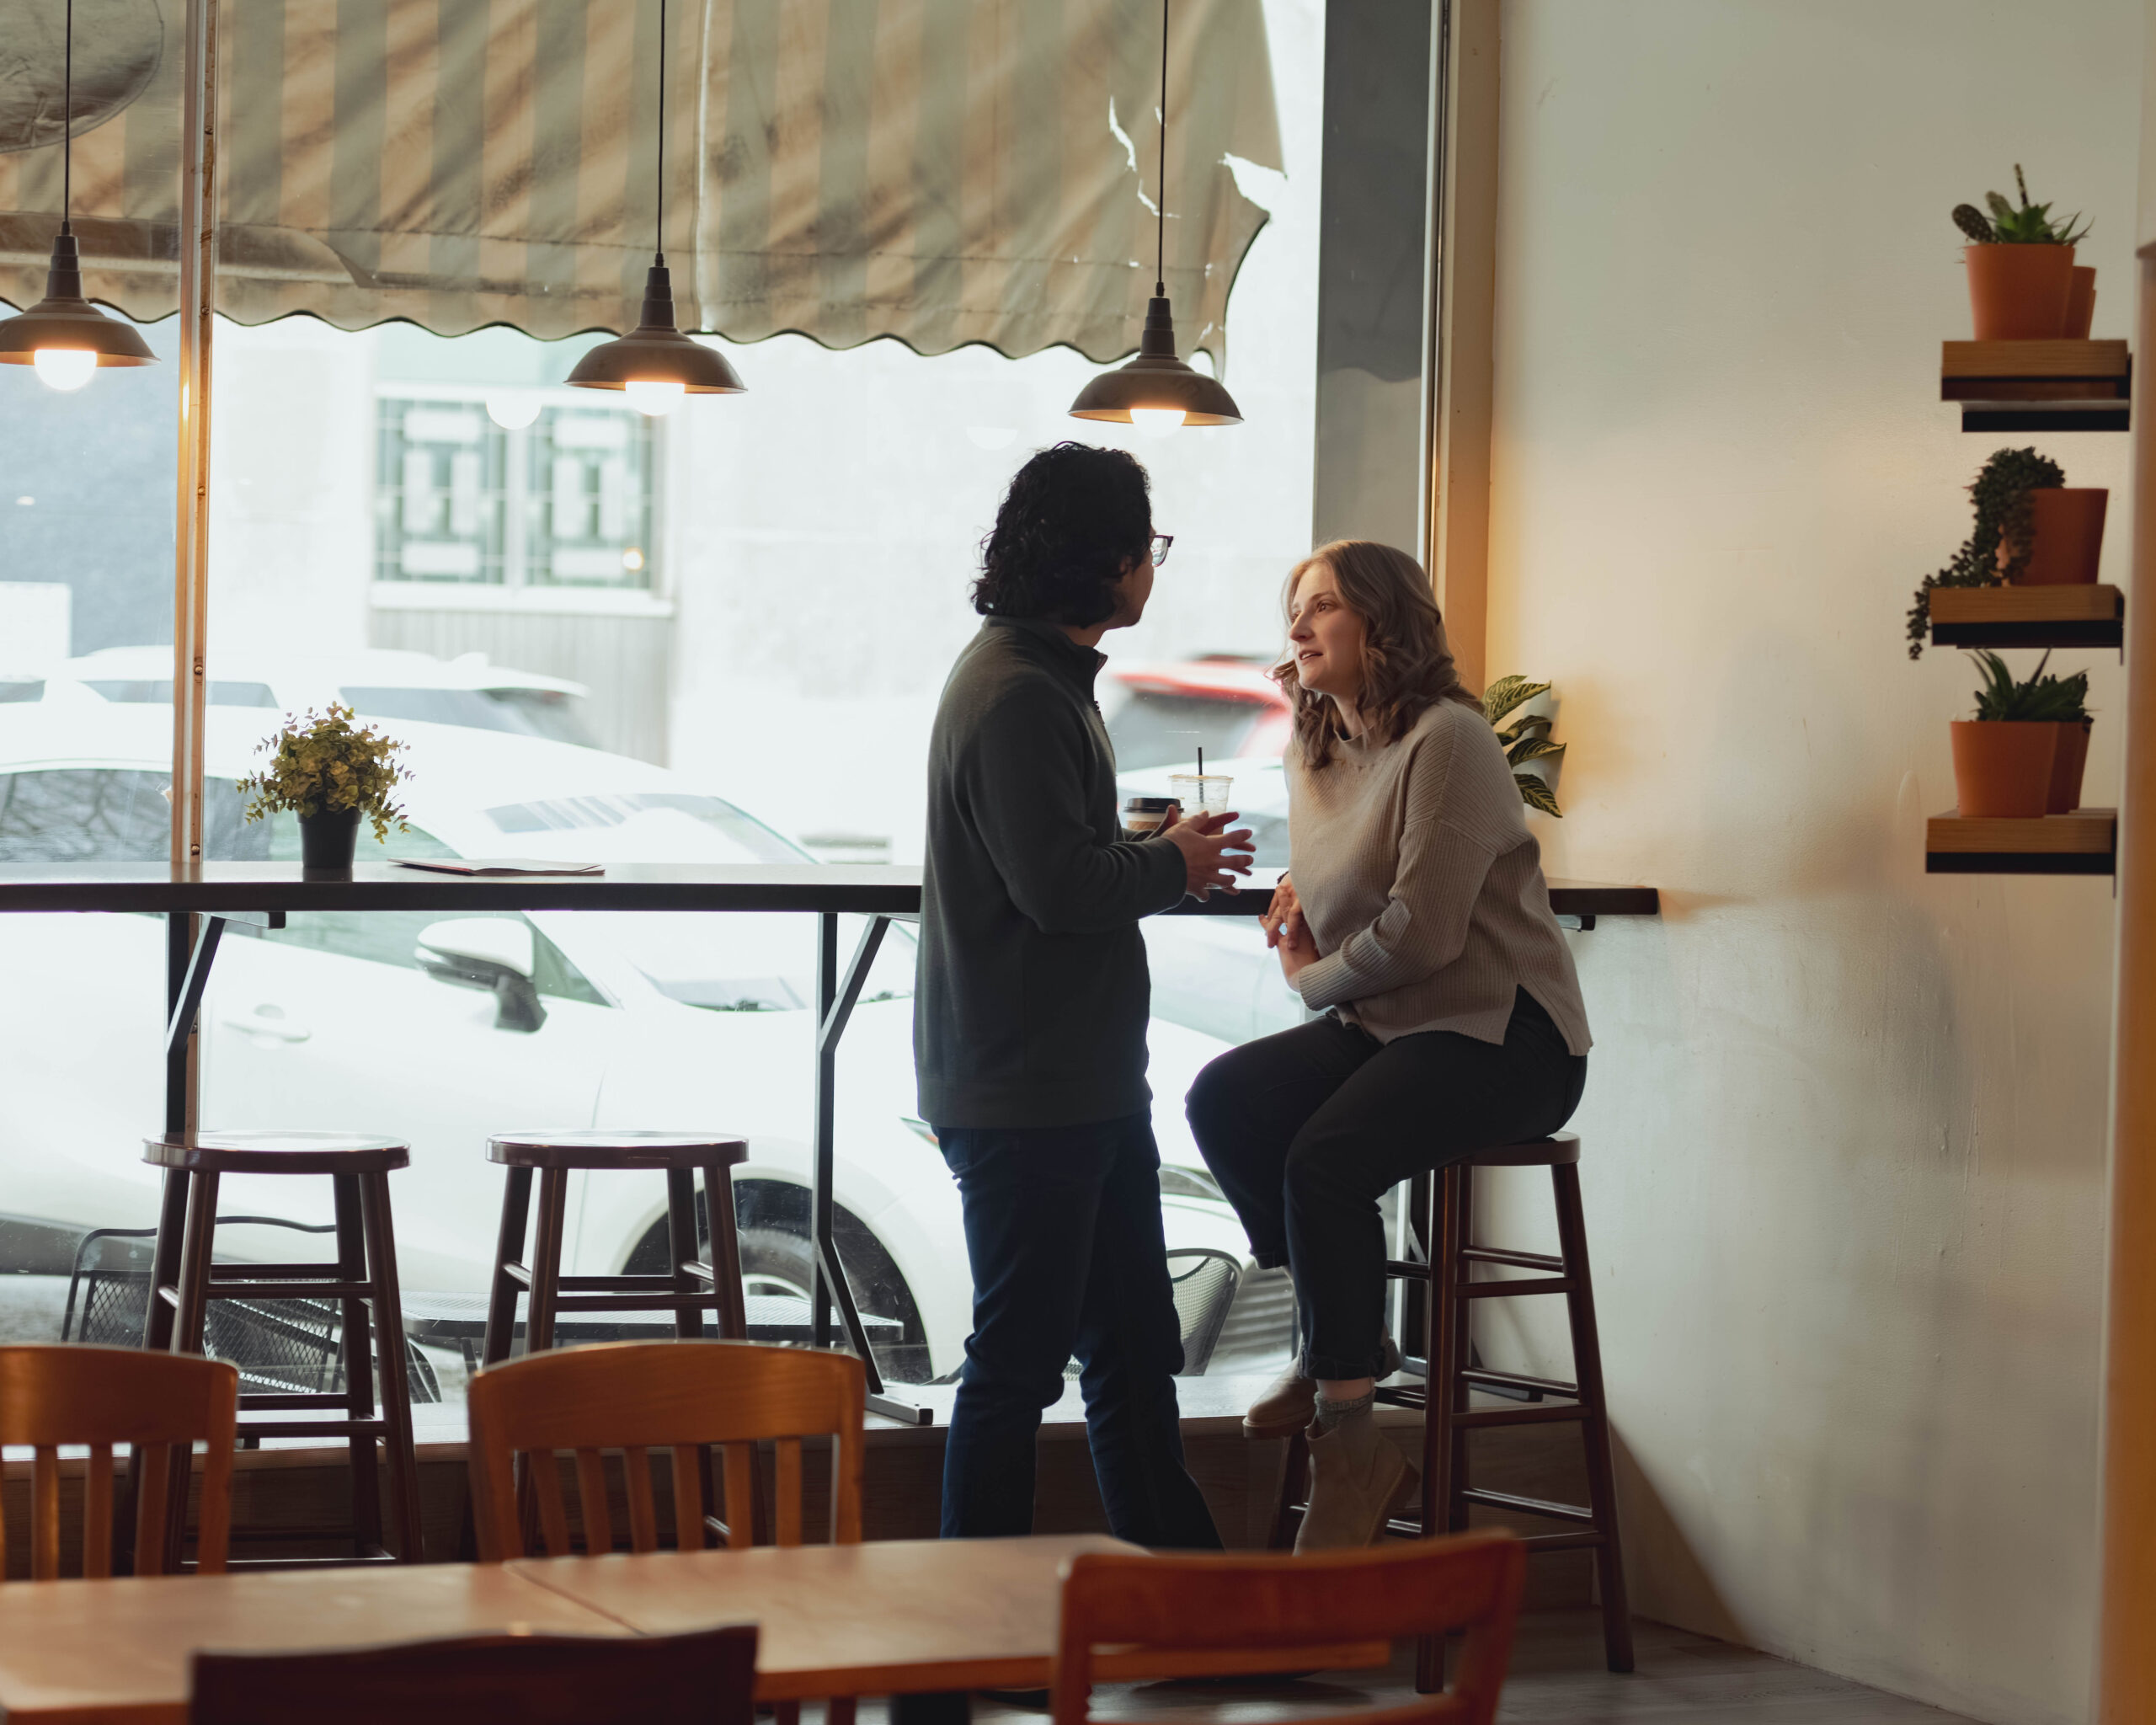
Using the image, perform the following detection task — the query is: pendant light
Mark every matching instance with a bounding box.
[1068,0,1241,430]
[568,0,742,415]
[0,0,158,390]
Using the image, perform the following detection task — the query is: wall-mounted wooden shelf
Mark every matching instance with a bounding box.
[1926,808,2116,874]
[1940,339,2131,431]
[1929,584,2123,649]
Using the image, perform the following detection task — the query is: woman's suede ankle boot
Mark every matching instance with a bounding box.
[1243,1337,1402,1440]
[1294,1405,1416,1553]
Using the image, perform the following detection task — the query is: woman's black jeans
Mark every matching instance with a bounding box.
[1185,988,1587,1382]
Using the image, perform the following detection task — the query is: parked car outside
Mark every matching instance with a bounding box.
[0,699,1283,1383]
[40,644,600,750]
[1101,657,1291,772]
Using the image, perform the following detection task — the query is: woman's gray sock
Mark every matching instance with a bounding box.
[1314,1388,1375,1432]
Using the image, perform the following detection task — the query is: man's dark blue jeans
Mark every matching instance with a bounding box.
[934,1111,1223,1549]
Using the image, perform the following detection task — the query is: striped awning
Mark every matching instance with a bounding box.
[0,0,1281,366]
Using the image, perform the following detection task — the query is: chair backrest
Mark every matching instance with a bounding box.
[1165,1248,1242,1376]
[189,1623,758,1725]
[466,1340,865,1561]
[0,1345,239,1578]
[1049,1532,1527,1725]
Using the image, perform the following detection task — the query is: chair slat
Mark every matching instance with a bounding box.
[670,1445,703,1551]
[573,1449,613,1555]
[622,1445,659,1553]
[530,1451,574,1557]
[722,1444,756,1550]
[132,1443,171,1578]
[82,1445,114,1580]
[30,1446,61,1580]
[774,1438,803,1546]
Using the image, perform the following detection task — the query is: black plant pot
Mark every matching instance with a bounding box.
[297,806,363,874]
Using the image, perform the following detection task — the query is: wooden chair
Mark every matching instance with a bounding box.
[1050,1532,1527,1725]
[0,1345,237,1578]
[466,1338,865,1559]
[189,1623,758,1725]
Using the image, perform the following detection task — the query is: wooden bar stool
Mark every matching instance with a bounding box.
[1272,1130,1632,1680]
[479,1132,751,1366]
[141,1130,423,1567]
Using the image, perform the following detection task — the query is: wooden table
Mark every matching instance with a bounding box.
[0,1562,623,1724]
[0,1538,1387,1720]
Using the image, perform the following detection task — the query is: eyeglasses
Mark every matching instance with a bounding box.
[1150,534,1174,568]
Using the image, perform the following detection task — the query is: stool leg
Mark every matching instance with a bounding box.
[482,1167,535,1367]
[334,1173,386,1559]
[143,1168,191,1351]
[1417,1163,1470,1696]
[161,1171,217,1573]
[526,1168,571,1355]
[360,1170,425,1564]
[665,1168,704,1339]
[704,1162,749,1341]
[1552,1163,1634,1674]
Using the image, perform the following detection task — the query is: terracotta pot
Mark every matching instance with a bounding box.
[2047,718,2093,814]
[2009,488,2108,585]
[1964,243,2075,339]
[2064,265,2097,339]
[1951,720,2058,819]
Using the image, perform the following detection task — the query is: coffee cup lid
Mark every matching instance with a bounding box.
[1123,795,1177,813]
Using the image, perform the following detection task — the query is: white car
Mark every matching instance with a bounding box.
[0,701,1283,1383]
[38,644,598,750]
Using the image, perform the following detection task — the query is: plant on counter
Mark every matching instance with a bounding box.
[1907,447,2064,658]
[1482,676,1565,817]
[1951,164,2091,248]
[237,703,413,841]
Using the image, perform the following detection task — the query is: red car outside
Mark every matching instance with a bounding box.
[1102,656,1293,772]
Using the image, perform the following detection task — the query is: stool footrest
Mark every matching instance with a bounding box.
[1460,1276,1572,1299]
[236,1418,389,1439]
[1461,1365,1578,1398]
[196,1279,377,1300]
[547,1291,734,1315]
[552,1274,704,1292]
[211,1262,348,1280]
[1519,1530,1609,1553]
[238,1392,369,1413]
[1462,1486,1594,1525]
[1455,1403,1588,1429]
[1460,1245,1563,1273]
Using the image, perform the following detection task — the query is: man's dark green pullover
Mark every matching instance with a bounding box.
[915,615,1186,1128]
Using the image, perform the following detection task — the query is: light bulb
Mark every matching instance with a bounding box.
[485,393,542,430]
[33,349,96,393]
[624,379,686,417]
[1129,407,1186,437]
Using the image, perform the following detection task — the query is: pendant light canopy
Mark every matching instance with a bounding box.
[1068,0,1241,430]
[0,0,157,390]
[568,0,741,415]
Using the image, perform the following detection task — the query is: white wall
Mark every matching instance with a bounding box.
[1483,5,2140,1722]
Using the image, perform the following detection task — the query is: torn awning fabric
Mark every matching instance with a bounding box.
[0,0,1282,367]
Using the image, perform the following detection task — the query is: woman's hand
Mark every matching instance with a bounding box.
[1275,911,1319,985]
[1260,874,1307,950]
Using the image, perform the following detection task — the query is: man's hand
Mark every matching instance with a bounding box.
[1260,874,1306,951]
[1162,810,1256,899]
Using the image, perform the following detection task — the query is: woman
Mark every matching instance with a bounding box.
[1185,539,1591,1551]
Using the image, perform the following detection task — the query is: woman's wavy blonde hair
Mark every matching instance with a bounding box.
[1272,539,1480,769]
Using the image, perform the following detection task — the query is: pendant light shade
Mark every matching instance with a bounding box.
[1068,0,1241,430]
[0,1,157,388]
[569,0,742,414]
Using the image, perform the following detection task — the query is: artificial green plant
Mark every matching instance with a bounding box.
[1967,649,2090,723]
[1482,676,1565,817]
[1951,164,2091,247]
[237,703,413,841]
[1907,446,2065,659]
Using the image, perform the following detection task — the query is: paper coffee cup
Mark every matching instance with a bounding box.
[1123,795,1176,834]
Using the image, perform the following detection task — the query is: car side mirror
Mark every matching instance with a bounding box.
[414,918,548,1033]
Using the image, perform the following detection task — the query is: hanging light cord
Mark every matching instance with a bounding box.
[654,0,667,265]
[61,0,73,236]
[1155,0,1167,296]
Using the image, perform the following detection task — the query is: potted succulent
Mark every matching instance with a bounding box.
[1952,165,2090,339]
[2028,658,2095,814]
[237,704,413,873]
[1908,447,2066,657]
[1483,676,1565,816]
[1951,650,2084,819]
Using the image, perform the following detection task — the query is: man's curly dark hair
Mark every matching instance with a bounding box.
[972,442,1152,627]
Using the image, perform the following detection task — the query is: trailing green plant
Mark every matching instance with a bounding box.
[1951,163,2090,247]
[1481,675,1565,817]
[1907,446,2065,659]
[1966,649,2090,722]
[237,703,413,841]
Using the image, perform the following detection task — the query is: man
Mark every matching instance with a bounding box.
[916,441,1253,1546]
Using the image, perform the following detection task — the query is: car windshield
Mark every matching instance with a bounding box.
[579,911,916,1012]
[1107,690,1271,771]
[342,685,596,748]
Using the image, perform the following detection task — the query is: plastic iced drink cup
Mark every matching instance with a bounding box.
[1168,773,1232,819]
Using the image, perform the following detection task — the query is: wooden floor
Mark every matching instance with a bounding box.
[943,1613,1979,1725]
